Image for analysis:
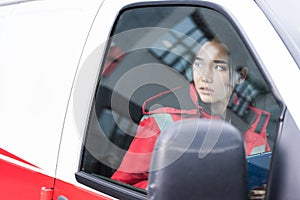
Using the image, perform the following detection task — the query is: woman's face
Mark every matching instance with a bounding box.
[193,40,234,107]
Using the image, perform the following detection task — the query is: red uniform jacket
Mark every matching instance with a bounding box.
[111,84,270,189]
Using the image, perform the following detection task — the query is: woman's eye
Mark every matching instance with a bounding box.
[193,61,203,68]
[215,65,227,71]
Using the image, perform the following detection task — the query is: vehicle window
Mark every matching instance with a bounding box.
[78,5,282,198]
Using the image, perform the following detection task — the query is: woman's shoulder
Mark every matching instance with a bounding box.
[142,84,198,115]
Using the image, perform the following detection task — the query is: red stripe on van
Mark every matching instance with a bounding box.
[0,148,39,168]
[0,157,54,199]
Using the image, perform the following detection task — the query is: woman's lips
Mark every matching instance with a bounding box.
[199,86,214,95]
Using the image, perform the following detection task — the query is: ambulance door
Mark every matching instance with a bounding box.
[55,0,284,200]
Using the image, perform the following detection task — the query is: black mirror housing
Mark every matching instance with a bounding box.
[148,119,248,200]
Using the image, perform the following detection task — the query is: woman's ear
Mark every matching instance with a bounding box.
[237,66,248,84]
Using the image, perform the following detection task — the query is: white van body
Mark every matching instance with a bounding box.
[0,0,109,199]
[0,0,299,199]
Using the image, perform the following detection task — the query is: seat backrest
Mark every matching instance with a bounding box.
[147,119,248,200]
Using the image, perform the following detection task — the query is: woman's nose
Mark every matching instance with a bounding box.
[201,68,213,83]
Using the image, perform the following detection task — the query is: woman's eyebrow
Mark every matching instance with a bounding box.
[194,57,203,61]
[213,60,228,64]
[194,57,228,65]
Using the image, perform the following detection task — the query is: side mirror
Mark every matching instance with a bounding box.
[147,119,248,200]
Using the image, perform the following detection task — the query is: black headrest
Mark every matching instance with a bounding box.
[148,119,248,200]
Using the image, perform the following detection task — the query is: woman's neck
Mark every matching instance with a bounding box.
[210,101,228,119]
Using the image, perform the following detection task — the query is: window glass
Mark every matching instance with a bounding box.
[80,5,282,195]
